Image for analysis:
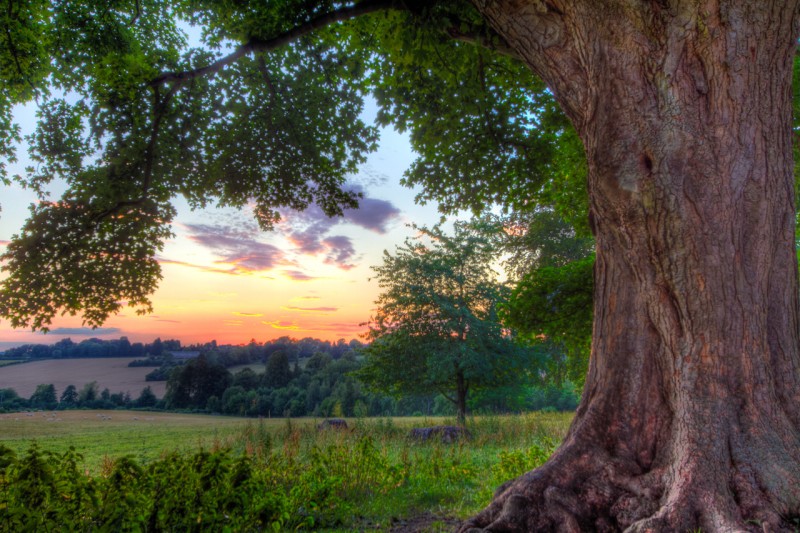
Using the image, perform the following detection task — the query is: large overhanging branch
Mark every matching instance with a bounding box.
[444,25,521,59]
[151,0,399,88]
[469,0,590,127]
[152,0,524,90]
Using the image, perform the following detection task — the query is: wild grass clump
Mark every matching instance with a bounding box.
[0,412,572,531]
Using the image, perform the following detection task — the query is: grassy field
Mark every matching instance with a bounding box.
[0,410,252,465]
[0,410,573,531]
[227,362,267,374]
[0,358,166,398]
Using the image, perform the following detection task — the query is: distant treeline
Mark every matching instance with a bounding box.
[0,336,581,416]
[0,382,157,412]
[0,337,181,360]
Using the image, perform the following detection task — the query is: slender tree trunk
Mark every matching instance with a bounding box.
[457,370,468,426]
[463,1,800,531]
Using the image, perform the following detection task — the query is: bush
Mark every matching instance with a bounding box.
[527,381,580,412]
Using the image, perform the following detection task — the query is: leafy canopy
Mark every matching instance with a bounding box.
[357,221,542,421]
[502,254,594,389]
[0,0,587,330]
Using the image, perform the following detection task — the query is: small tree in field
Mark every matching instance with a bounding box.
[359,222,536,425]
[29,384,57,410]
[59,385,78,408]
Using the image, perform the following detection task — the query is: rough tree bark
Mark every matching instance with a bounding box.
[461,1,800,531]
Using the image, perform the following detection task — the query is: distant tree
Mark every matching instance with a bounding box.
[486,208,594,391]
[359,221,537,425]
[0,388,25,410]
[29,384,57,409]
[492,208,594,281]
[59,385,78,407]
[162,339,181,351]
[264,351,292,389]
[109,392,128,407]
[148,338,163,356]
[135,386,157,408]
[52,338,75,358]
[130,343,145,358]
[77,382,99,406]
[117,336,131,357]
[232,368,260,391]
[504,255,594,390]
[305,352,332,373]
[221,386,247,416]
[165,355,231,409]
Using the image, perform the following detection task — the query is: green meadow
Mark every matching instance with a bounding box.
[0,411,572,531]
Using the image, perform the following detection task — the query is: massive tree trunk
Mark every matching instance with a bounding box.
[462,1,800,531]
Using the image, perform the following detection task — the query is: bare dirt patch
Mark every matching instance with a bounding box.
[388,513,462,532]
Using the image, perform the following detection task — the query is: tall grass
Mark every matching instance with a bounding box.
[0,412,572,531]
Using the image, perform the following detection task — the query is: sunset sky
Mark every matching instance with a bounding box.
[0,103,450,349]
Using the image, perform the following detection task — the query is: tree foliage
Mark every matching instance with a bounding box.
[28,384,57,409]
[0,0,585,330]
[164,354,232,409]
[358,221,540,423]
[503,255,594,390]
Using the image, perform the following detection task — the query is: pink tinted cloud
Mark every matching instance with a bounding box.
[308,322,368,334]
[284,270,316,281]
[322,235,357,270]
[183,223,286,273]
[283,305,338,313]
[157,258,239,275]
[279,184,400,269]
[342,197,401,233]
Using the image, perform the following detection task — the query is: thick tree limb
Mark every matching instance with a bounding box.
[444,25,521,59]
[151,0,398,87]
[470,0,588,125]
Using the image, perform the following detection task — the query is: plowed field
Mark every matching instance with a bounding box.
[0,358,166,398]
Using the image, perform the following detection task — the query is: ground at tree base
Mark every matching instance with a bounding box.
[349,512,460,532]
[456,446,800,533]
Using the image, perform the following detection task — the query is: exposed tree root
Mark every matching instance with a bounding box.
[458,437,800,533]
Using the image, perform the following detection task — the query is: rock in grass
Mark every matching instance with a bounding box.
[408,425,471,444]
[317,418,348,430]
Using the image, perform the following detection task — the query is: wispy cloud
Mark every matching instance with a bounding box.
[262,320,299,330]
[284,270,316,281]
[233,312,263,317]
[343,197,401,233]
[0,240,9,246]
[48,327,122,335]
[283,306,338,313]
[183,223,287,273]
[279,183,401,269]
[322,235,357,270]
[155,319,181,323]
[308,322,367,334]
[165,184,401,274]
[158,258,239,275]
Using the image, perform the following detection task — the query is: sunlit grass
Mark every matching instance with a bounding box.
[0,410,574,529]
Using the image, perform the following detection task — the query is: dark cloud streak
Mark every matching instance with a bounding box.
[48,327,122,335]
